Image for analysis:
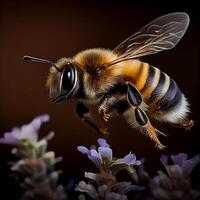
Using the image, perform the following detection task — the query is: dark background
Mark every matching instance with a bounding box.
[0,0,200,198]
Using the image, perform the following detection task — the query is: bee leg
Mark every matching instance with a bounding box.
[76,102,110,135]
[144,122,166,150]
[135,107,166,150]
[99,108,111,122]
[98,95,115,122]
[126,82,166,150]
[171,119,194,130]
[99,99,111,122]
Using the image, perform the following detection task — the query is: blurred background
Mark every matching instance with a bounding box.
[0,0,199,198]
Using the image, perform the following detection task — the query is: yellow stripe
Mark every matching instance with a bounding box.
[143,67,160,99]
[122,60,143,82]
[135,62,149,90]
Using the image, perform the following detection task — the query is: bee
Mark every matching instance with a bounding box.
[24,12,193,149]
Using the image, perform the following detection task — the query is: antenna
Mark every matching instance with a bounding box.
[23,55,61,72]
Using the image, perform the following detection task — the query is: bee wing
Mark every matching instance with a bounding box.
[109,13,189,65]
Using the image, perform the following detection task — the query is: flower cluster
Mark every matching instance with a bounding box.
[1,115,200,200]
[150,153,200,200]
[75,138,144,200]
[0,115,66,200]
[75,139,200,200]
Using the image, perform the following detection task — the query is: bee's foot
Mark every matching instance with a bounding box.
[171,119,194,130]
[103,113,111,122]
[155,143,166,150]
[100,127,110,135]
[99,106,111,122]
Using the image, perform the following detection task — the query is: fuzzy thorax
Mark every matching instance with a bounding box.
[74,48,122,98]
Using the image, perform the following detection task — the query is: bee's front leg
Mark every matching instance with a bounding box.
[76,102,110,135]
[99,98,110,122]
[98,95,116,122]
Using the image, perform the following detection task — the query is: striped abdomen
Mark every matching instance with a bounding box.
[130,61,183,114]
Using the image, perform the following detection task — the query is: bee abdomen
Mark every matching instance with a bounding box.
[147,71,168,103]
[139,64,183,113]
[156,79,182,111]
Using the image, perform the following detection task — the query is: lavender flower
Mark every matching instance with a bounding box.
[76,179,143,200]
[77,138,141,173]
[0,115,66,200]
[151,153,200,200]
[0,114,50,146]
[76,138,144,199]
[171,153,200,177]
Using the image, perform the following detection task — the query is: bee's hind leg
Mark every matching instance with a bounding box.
[139,120,166,150]
[76,102,110,135]
[126,82,166,150]
[171,119,194,130]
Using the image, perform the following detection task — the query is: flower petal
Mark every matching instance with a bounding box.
[167,165,183,178]
[77,146,89,155]
[171,153,187,167]
[0,132,19,145]
[10,128,20,138]
[98,185,109,198]
[160,155,168,166]
[84,172,97,181]
[151,173,172,199]
[98,146,112,161]
[97,138,110,147]
[0,115,49,146]
[88,149,102,167]
[112,182,144,194]
[90,149,100,158]
[44,131,55,141]
[75,181,99,199]
[113,153,136,165]
[182,154,200,177]
[30,114,50,131]
[18,124,38,143]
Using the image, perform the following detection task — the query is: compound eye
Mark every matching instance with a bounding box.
[60,64,75,93]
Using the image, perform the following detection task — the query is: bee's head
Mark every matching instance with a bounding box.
[23,56,79,103]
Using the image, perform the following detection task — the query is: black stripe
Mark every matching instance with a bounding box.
[141,65,155,92]
[148,71,165,103]
[164,87,182,110]
[157,79,178,111]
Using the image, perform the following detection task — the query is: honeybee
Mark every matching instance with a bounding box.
[24,12,194,149]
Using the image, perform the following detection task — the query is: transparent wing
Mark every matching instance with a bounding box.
[108,12,189,66]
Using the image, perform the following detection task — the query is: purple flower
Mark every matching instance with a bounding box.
[77,145,110,168]
[75,181,99,200]
[76,138,145,199]
[110,181,144,194]
[0,114,66,200]
[97,138,110,148]
[171,153,200,177]
[75,180,144,200]
[150,153,200,200]
[77,138,141,170]
[113,153,141,166]
[0,114,50,146]
[160,153,200,178]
